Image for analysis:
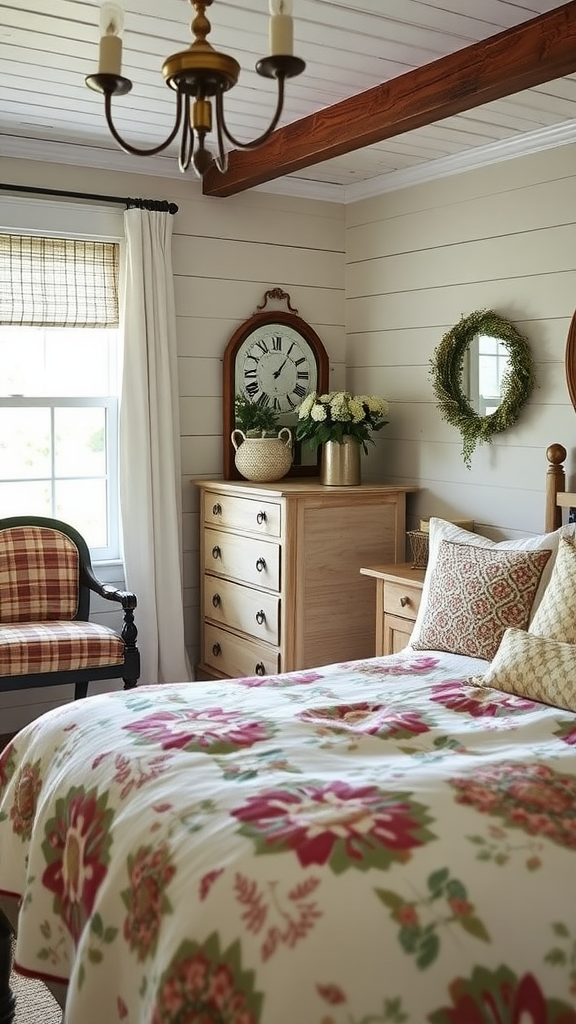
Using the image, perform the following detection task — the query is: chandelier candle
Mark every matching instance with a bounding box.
[269,0,293,56]
[98,3,123,77]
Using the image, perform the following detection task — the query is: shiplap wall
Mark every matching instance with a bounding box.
[1,141,575,731]
[345,144,576,539]
[0,156,345,731]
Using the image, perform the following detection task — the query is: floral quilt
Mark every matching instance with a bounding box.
[1,649,576,1024]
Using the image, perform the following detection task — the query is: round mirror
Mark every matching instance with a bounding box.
[430,309,535,468]
[564,308,576,414]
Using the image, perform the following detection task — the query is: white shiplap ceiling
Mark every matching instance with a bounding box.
[2,0,576,202]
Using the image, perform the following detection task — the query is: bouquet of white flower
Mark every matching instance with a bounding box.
[295,391,389,453]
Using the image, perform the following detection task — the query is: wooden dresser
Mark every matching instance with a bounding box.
[195,479,417,680]
[360,563,426,655]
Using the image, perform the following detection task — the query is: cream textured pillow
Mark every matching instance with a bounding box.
[409,517,564,652]
[470,627,576,713]
[410,540,552,660]
[529,535,576,643]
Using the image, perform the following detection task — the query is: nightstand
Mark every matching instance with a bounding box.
[360,563,426,655]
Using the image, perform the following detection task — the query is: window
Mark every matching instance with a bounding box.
[0,226,122,561]
[0,326,119,560]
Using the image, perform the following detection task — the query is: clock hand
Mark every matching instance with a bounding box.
[273,358,289,379]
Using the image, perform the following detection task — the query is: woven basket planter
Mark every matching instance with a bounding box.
[231,428,293,483]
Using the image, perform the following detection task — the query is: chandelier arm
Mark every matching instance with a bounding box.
[214,75,287,151]
[214,93,229,173]
[179,94,194,173]
[103,90,185,157]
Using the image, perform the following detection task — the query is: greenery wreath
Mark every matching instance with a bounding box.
[430,309,536,469]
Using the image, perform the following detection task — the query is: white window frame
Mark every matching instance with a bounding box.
[0,396,118,562]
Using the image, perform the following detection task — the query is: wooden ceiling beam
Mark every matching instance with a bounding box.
[203,1,576,198]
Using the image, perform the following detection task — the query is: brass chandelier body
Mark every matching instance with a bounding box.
[86,0,305,178]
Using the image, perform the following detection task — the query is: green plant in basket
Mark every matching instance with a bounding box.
[234,394,280,437]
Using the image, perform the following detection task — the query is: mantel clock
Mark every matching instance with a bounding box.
[222,289,329,479]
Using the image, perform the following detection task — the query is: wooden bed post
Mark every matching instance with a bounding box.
[545,443,566,532]
[0,910,15,1024]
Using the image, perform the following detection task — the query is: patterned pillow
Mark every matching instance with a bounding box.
[469,627,576,713]
[529,536,576,643]
[409,517,567,652]
[410,540,552,660]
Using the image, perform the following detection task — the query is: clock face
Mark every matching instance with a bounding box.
[234,323,318,414]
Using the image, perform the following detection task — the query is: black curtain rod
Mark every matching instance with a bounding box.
[0,183,178,214]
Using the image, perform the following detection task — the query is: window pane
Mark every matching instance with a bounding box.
[55,408,107,477]
[0,326,118,397]
[0,481,51,516]
[56,480,108,549]
[0,408,51,479]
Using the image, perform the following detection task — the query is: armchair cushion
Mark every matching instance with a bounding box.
[0,526,79,622]
[0,622,125,676]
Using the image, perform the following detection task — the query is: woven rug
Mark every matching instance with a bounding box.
[9,963,63,1024]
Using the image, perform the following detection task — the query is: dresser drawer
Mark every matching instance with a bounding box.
[204,492,281,537]
[204,623,280,678]
[383,580,423,621]
[204,576,280,645]
[204,528,281,591]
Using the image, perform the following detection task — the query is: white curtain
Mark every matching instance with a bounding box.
[120,206,191,684]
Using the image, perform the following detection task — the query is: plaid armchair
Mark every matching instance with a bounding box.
[0,516,139,701]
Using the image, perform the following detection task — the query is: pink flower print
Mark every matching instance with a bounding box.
[124,708,274,754]
[41,786,113,942]
[232,779,434,872]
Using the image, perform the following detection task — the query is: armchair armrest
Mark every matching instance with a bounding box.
[82,566,137,611]
[81,567,138,653]
[100,583,138,612]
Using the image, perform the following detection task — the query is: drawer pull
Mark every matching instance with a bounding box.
[400,596,410,608]
[255,662,266,676]
[211,545,221,560]
[255,609,266,625]
[212,593,221,608]
[212,642,222,657]
[256,510,267,525]
[212,502,222,517]
[255,557,266,573]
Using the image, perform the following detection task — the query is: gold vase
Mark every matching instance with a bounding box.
[321,437,361,486]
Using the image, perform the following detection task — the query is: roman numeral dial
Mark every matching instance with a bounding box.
[236,325,316,413]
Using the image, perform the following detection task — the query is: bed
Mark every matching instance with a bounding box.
[1,443,576,1024]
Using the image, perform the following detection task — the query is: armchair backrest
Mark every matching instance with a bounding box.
[0,519,90,624]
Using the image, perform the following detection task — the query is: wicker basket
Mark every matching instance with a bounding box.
[231,428,293,483]
[407,529,429,569]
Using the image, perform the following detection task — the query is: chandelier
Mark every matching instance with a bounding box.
[85,0,305,178]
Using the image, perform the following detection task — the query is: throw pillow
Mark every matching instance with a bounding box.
[409,517,566,651]
[529,535,576,643]
[469,627,576,713]
[410,540,551,660]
